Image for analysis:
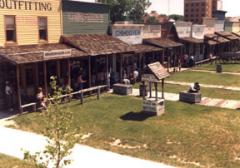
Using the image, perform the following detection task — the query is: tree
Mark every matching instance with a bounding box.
[24,76,79,168]
[104,0,151,23]
[146,16,159,24]
[169,14,184,21]
[129,0,151,23]
[105,0,133,23]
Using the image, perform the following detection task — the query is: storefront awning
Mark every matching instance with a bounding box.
[0,43,88,65]
[143,38,183,49]
[61,34,134,56]
[180,37,204,44]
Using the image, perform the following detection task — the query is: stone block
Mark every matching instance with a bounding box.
[179,92,201,104]
[113,83,132,95]
[142,98,165,116]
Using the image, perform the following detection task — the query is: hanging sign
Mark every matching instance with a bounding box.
[43,49,72,58]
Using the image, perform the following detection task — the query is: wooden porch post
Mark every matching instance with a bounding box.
[88,56,91,87]
[35,63,39,87]
[106,55,109,88]
[67,59,71,87]
[162,49,165,64]
[43,62,48,95]
[16,64,22,113]
[154,82,158,101]
[56,60,61,79]
[139,53,143,76]
[120,55,123,83]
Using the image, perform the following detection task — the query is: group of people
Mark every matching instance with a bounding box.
[123,68,139,85]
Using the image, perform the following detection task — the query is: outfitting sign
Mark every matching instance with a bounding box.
[0,0,52,11]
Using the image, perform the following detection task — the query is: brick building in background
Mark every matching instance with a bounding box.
[184,0,222,24]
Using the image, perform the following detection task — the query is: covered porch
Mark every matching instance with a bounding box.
[143,38,184,71]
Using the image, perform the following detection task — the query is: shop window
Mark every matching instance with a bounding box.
[38,17,48,41]
[4,16,16,42]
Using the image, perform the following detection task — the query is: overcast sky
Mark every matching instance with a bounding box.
[78,0,239,17]
[147,0,240,16]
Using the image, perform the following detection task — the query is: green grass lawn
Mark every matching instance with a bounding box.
[0,153,34,168]
[166,84,240,100]
[134,83,240,100]
[194,64,240,73]
[13,94,240,168]
[167,71,240,87]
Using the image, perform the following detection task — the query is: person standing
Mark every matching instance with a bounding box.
[36,87,47,110]
[5,81,14,111]
[77,72,86,90]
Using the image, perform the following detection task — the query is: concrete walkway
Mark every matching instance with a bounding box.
[132,89,240,110]
[191,69,240,76]
[166,81,240,92]
[0,126,173,168]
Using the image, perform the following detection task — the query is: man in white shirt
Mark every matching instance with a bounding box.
[5,81,13,111]
[188,82,200,93]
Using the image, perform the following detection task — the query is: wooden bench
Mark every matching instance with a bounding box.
[179,92,201,104]
[20,102,37,113]
[113,83,133,95]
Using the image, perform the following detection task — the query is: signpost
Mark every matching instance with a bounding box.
[141,62,169,116]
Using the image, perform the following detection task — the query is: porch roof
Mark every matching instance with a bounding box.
[204,34,230,44]
[180,37,204,44]
[132,44,162,54]
[215,31,239,41]
[143,38,183,49]
[0,43,88,65]
[61,34,134,56]
[232,32,240,37]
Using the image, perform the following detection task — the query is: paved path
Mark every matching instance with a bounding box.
[166,81,240,91]
[0,126,173,168]
[191,69,240,76]
[132,89,240,110]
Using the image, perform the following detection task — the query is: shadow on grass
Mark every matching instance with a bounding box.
[120,111,156,121]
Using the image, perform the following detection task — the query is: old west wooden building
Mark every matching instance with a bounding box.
[0,0,168,111]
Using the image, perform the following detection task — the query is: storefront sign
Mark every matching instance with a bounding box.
[43,49,72,58]
[215,20,225,32]
[112,26,143,45]
[175,21,192,38]
[66,12,105,23]
[0,0,52,11]
[142,25,161,39]
[192,25,205,39]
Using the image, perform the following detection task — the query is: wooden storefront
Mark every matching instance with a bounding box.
[0,44,88,110]
[0,0,61,46]
[62,0,110,35]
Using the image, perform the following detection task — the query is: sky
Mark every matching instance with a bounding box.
[77,0,240,17]
[147,0,240,17]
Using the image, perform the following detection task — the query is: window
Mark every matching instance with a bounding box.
[5,16,16,42]
[38,17,48,41]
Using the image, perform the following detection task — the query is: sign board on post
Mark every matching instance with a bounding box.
[43,49,72,58]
